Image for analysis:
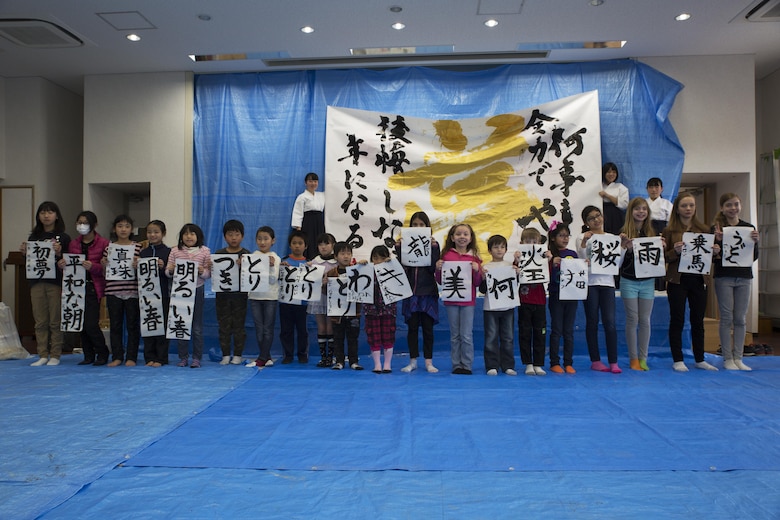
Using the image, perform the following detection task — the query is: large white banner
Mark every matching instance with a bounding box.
[325,91,602,259]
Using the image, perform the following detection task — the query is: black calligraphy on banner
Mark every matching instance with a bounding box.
[559,258,589,301]
[60,254,86,332]
[166,260,197,340]
[137,257,166,337]
[26,241,56,280]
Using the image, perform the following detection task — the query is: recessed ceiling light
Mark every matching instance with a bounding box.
[126,33,141,42]
[589,0,604,6]
[300,26,314,34]
[484,19,499,28]
[198,14,211,21]
[392,22,405,30]
[675,12,691,21]
[389,6,402,13]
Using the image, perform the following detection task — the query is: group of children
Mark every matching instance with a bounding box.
[24,167,758,375]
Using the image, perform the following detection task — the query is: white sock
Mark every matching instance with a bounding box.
[735,360,752,371]
[46,358,60,366]
[219,356,231,365]
[31,358,48,366]
[695,360,718,371]
[672,361,689,372]
[525,364,535,375]
[401,358,418,372]
[533,366,546,376]
[723,359,738,370]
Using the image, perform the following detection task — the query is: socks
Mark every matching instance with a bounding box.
[371,350,382,371]
[695,361,719,371]
[672,361,689,372]
[639,359,649,371]
[590,361,610,372]
[401,357,418,373]
[609,363,622,374]
[630,359,642,371]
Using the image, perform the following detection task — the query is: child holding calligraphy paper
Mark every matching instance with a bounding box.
[101,215,143,367]
[138,220,171,367]
[308,233,338,367]
[479,234,518,376]
[213,220,251,365]
[279,230,310,364]
[515,227,552,376]
[711,193,759,371]
[23,201,71,366]
[547,223,578,374]
[166,223,211,368]
[619,197,664,371]
[435,223,482,375]
[578,206,623,373]
[247,226,281,368]
[396,211,440,374]
[662,192,720,372]
[326,241,364,371]
[364,245,397,373]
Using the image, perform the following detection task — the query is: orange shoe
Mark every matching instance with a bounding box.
[550,365,564,374]
[630,359,642,371]
[565,365,576,374]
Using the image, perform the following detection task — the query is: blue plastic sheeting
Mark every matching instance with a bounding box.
[193,61,684,258]
[127,356,780,473]
[42,468,780,520]
[0,358,253,520]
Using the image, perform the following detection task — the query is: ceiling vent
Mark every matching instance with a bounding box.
[0,19,83,48]
[744,0,780,21]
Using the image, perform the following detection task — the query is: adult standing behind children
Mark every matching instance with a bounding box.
[291,172,325,260]
[711,193,759,371]
[662,192,720,372]
[59,211,110,365]
[214,220,250,365]
[23,201,71,366]
[599,162,629,235]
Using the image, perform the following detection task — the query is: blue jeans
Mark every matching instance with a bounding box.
[446,305,475,371]
[177,286,204,361]
[584,285,617,363]
[714,276,752,360]
[483,309,515,371]
[251,299,278,362]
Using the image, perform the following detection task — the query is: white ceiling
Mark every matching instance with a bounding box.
[0,0,779,95]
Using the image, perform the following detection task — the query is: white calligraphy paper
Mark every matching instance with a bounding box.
[440,261,473,303]
[295,264,325,302]
[137,257,166,337]
[166,259,197,340]
[679,232,714,275]
[588,234,621,276]
[241,253,270,294]
[105,244,137,281]
[721,227,755,268]
[559,258,589,300]
[347,263,375,303]
[327,276,356,317]
[484,265,519,311]
[60,254,86,332]
[210,254,241,292]
[375,258,413,304]
[515,244,549,284]
[632,237,666,279]
[279,265,303,304]
[400,228,432,267]
[26,241,56,280]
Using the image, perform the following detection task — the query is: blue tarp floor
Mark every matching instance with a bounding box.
[2,350,779,519]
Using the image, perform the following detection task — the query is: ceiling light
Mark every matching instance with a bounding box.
[484,19,499,28]
[392,22,405,30]
[589,0,604,6]
[197,14,211,21]
[675,13,691,21]
[126,33,141,42]
[300,26,314,34]
[389,6,402,13]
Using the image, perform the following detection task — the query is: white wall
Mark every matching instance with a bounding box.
[83,72,194,239]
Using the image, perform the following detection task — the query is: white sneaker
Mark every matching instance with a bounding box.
[695,361,718,371]
[533,366,547,376]
[735,360,752,371]
[401,361,417,373]
[30,357,48,366]
[230,356,243,365]
[264,359,274,367]
[525,364,536,375]
[672,361,689,372]
[246,361,259,368]
[505,368,517,376]
[219,356,231,365]
[487,368,498,376]
[46,358,60,366]
[425,364,439,373]
[723,360,739,370]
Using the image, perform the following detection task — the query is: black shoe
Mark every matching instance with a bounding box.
[382,369,392,373]
[281,357,293,364]
[78,359,94,365]
[452,367,467,374]
[743,344,758,356]
[93,358,108,366]
[298,355,308,364]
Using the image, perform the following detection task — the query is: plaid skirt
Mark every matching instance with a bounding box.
[364,314,396,349]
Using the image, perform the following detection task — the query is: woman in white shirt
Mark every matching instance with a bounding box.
[291,172,325,259]
[599,162,629,235]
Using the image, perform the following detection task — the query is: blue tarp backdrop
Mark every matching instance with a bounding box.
[193,59,684,254]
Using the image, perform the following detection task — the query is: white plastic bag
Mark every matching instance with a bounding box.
[0,302,29,360]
